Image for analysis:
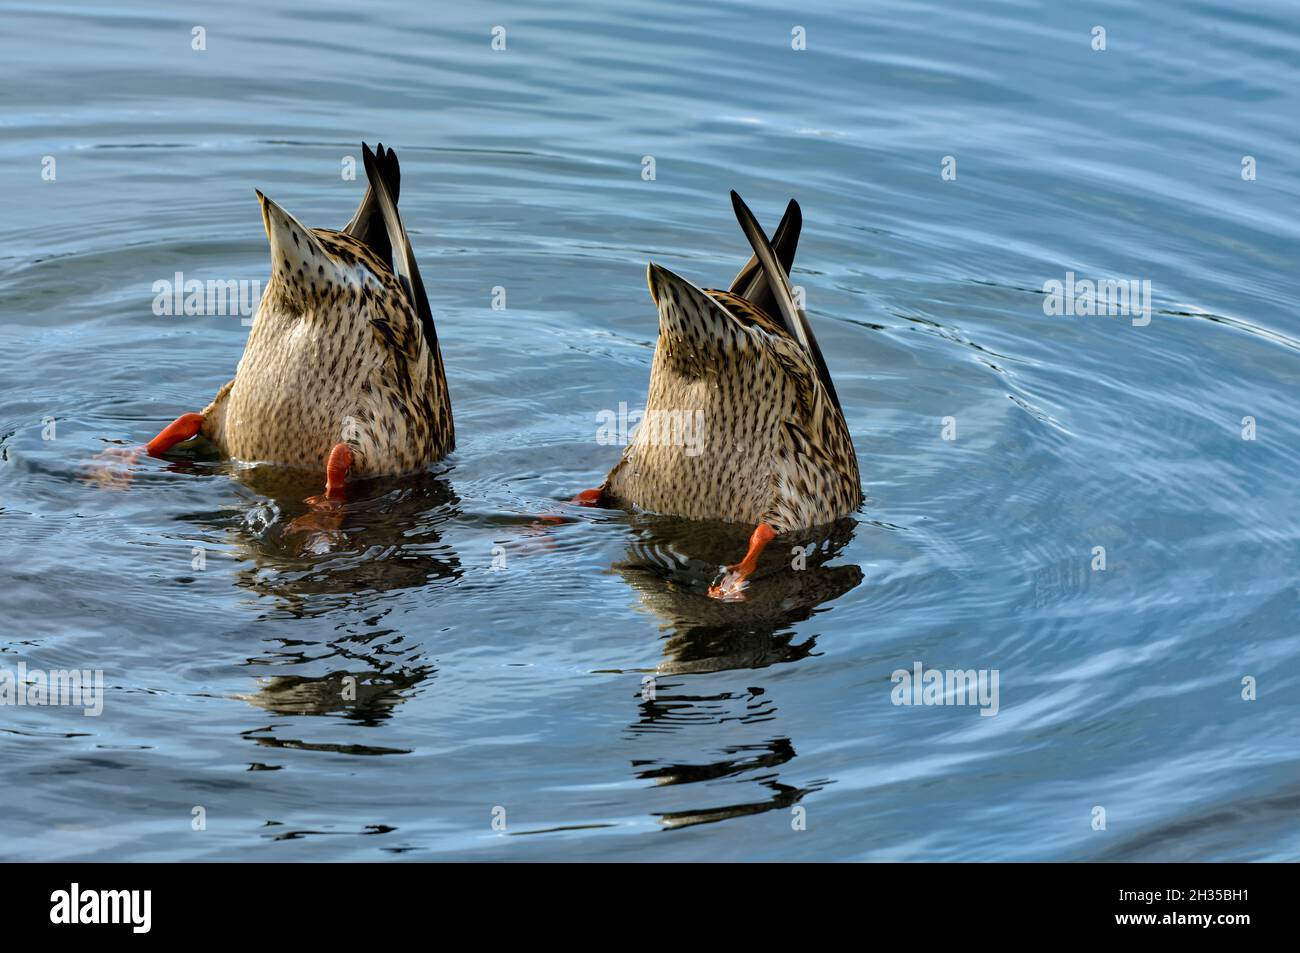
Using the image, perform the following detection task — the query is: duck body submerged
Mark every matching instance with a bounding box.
[602,193,861,535]
[204,225,452,478]
[134,142,452,501]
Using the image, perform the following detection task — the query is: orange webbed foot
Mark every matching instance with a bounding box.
[284,501,346,552]
[533,487,605,527]
[284,443,353,551]
[85,412,205,489]
[708,523,778,602]
[85,444,146,489]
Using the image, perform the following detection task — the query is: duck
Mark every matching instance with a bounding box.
[111,142,453,509]
[578,191,861,601]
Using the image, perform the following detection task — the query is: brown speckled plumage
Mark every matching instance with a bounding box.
[602,193,861,534]
[200,143,453,479]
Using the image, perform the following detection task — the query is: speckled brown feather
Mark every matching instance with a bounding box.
[601,199,861,534]
[199,146,453,478]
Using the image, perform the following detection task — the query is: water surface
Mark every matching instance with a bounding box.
[1,0,1298,861]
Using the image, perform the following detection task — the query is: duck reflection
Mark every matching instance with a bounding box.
[626,679,827,830]
[213,463,463,612]
[174,461,457,741]
[235,624,433,754]
[614,514,862,675]
[634,736,820,829]
[613,515,861,828]
[237,663,432,724]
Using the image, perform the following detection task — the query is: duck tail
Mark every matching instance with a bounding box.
[729,191,842,414]
[343,141,402,265]
[728,198,801,309]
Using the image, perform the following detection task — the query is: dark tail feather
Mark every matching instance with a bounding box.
[360,143,439,355]
[344,142,402,266]
[729,191,842,414]
[728,198,801,318]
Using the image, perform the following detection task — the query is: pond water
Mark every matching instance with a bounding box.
[1,0,1297,860]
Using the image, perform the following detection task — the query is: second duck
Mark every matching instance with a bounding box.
[581,192,862,600]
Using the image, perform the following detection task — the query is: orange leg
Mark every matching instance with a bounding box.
[88,411,205,488]
[323,442,354,500]
[302,443,354,507]
[708,523,778,601]
[533,486,605,527]
[145,412,205,458]
[287,443,354,542]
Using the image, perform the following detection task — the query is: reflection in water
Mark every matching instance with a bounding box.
[636,737,796,784]
[234,620,433,754]
[614,515,863,675]
[655,779,815,830]
[237,664,432,723]
[220,464,463,616]
[242,729,413,758]
[182,463,457,744]
[612,515,860,828]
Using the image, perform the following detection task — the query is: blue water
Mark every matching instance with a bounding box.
[1,0,1298,861]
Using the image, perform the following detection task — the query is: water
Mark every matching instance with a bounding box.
[1,0,1298,861]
